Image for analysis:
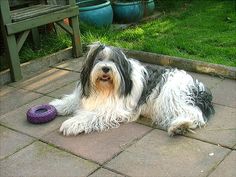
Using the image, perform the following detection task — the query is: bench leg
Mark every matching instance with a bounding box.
[3,34,22,81]
[31,28,40,50]
[69,16,82,57]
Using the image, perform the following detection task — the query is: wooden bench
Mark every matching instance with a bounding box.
[0,0,82,81]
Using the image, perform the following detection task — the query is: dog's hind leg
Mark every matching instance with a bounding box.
[49,83,81,116]
[167,110,206,136]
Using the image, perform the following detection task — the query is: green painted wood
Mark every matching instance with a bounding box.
[6,6,79,35]
[10,4,42,15]
[69,16,82,57]
[9,0,37,8]
[56,21,73,35]
[68,0,76,5]
[16,30,30,52]
[11,5,69,22]
[31,28,40,50]
[1,0,12,23]
[0,0,22,81]
[3,35,22,81]
[1,0,81,82]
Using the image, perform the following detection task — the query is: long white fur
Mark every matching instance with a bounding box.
[50,45,206,136]
[140,69,205,135]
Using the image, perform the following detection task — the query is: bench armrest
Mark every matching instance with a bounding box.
[47,0,76,5]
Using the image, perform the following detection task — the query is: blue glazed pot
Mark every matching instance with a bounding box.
[77,0,113,27]
[144,0,155,16]
[112,1,143,23]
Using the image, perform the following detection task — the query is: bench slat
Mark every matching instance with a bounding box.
[11,4,43,15]
[6,6,79,35]
[11,5,70,22]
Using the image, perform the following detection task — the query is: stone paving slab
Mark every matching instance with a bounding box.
[106,129,230,177]
[0,86,16,96]
[89,168,124,177]
[137,104,236,149]
[9,68,80,94]
[0,141,99,177]
[188,72,223,89]
[53,57,84,72]
[211,79,236,108]
[0,96,66,138]
[0,86,42,116]
[209,150,236,177]
[0,126,35,160]
[44,123,152,164]
[47,81,77,98]
[187,104,236,148]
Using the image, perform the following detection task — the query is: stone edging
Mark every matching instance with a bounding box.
[0,47,73,86]
[121,48,236,80]
[1,46,235,85]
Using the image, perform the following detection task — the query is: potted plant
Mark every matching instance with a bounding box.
[76,0,113,27]
[111,0,156,23]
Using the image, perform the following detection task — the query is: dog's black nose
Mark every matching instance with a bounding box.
[102,66,110,73]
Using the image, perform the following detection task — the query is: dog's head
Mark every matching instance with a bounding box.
[80,42,133,97]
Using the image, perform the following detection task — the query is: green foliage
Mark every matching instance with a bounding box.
[18,0,236,67]
[19,32,71,63]
[81,0,236,66]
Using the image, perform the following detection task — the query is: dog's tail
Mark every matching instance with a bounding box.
[192,80,215,121]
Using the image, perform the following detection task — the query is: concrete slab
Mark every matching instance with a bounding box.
[43,123,152,164]
[137,104,236,149]
[209,151,236,177]
[187,104,236,148]
[53,57,84,72]
[47,81,77,98]
[0,126,35,159]
[188,72,223,89]
[9,68,80,94]
[0,87,42,116]
[211,79,236,107]
[0,141,98,177]
[106,129,230,177]
[89,168,124,177]
[0,85,16,97]
[0,96,66,138]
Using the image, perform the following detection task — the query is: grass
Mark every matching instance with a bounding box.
[19,32,71,63]
[80,0,236,67]
[14,0,236,68]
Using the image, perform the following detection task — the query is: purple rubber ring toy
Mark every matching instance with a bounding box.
[26,104,57,124]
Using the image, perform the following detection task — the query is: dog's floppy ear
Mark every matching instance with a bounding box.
[80,42,105,97]
[110,47,133,96]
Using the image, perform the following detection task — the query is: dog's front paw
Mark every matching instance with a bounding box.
[59,118,85,136]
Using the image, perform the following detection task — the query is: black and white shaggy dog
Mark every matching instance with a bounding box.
[50,42,214,136]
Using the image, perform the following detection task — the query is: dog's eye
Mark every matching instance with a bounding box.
[97,58,103,61]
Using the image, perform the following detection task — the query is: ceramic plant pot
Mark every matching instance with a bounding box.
[112,1,143,23]
[77,0,113,27]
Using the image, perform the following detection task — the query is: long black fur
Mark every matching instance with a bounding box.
[138,65,166,105]
[110,47,133,96]
[80,44,105,97]
[191,82,215,121]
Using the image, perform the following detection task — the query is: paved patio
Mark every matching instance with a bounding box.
[0,57,235,177]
